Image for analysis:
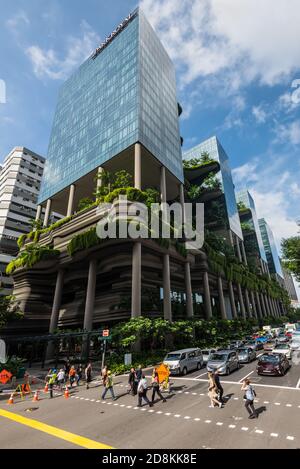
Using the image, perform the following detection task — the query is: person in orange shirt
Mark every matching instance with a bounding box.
[69,366,76,388]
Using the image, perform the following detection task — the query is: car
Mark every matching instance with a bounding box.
[244,340,264,351]
[255,335,268,343]
[257,353,291,376]
[273,343,292,359]
[201,349,216,364]
[285,331,293,340]
[163,348,204,375]
[290,337,300,351]
[277,334,289,343]
[263,339,277,351]
[237,347,256,363]
[206,350,240,375]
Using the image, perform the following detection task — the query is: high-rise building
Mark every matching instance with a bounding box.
[280,262,298,302]
[258,218,283,278]
[0,147,46,294]
[183,136,246,262]
[37,7,183,218]
[236,189,269,273]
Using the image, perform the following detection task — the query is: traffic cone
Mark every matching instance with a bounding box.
[64,385,70,399]
[44,383,49,393]
[32,390,39,402]
[7,393,14,405]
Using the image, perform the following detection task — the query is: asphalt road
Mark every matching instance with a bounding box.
[0,351,300,449]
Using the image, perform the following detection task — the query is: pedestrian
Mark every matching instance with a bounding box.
[151,369,166,403]
[128,367,137,395]
[136,364,142,382]
[76,364,83,386]
[214,369,224,403]
[207,371,222,408]
[57,369,65,390]
[69,366,76,388]
[161,365,171,394]
[48,369,57,399]
[101,371,117,400]
[85,363,92,389]
[101,365,108,386]
[241,378,257,419]
[137,374,153,407]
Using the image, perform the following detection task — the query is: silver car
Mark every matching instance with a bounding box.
[237,347,256,363]
[201,348,216,364]
[163,348,204,375]
[206,350,240,375]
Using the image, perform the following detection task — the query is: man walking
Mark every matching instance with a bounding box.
[241,378,257,419]
[214,369,224,403]
[102,371,117,401]
[137,374,153,407]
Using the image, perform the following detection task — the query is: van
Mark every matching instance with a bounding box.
[163,348,204,375]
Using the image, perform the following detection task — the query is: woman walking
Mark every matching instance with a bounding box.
[128,367,137,395]
[151,369,166,403]
[241,378,257,419]
[207,371,222,408]
[85,362,92,389]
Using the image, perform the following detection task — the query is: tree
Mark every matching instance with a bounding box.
[0,295,23,331]
[281,236,300,282]
[78,197,93,211]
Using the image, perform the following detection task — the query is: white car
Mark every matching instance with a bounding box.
[273,343,292,359]
[290,339,300,351]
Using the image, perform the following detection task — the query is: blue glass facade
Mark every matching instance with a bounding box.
[258,218,283,277]
[183,136,243,239]
[236,190,267,262]
[39,9,183,204]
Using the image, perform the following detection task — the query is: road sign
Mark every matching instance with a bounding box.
[156,364,170,383]
[0,369,12,384]
[102,329,109,337]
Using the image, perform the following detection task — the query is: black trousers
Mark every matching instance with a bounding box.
[245,399,256,415]
[152,385,164,402]
[216,384,224,401]
[138,390,151,406]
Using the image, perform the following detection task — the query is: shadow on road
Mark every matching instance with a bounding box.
[255,405,267,416]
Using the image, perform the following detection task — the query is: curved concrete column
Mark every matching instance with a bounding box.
[250,291,257,319]
[67,184,76,217]
[218,276,227,320]
[244,288,252,318]
[237,283,246,319]
[134,143,141,190]
[255,291,263,319]
[43,198,52,227]
[228,281,237,319]
[46,269,65,359]
[241,242,248,266]
[131,242,142,317]
[83,258,97,331]
[185,261,193,318]
[163,254,172,321]
[35,204,42,222]
[203,271,212,320]
[260,293,267,317]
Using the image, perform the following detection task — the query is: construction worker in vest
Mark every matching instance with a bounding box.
[48,370,57,398]
[101,371,117,401]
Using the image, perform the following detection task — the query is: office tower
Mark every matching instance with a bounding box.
[236,189,269,274]
[0,147,45,294]
[183,136,246,263]
[258,218,283,278]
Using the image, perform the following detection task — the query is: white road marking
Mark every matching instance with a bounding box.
[199,393,205,396]
[96,400,100,403]
[275,402,280,406]
[156,411,162,414]
[238,370,254,383]
[165,413,171,416]
[233,397,239,400]
[296,378,300,389]
[184,392,190,394]
[263,401,269,404]
[133,406,139,410]
[192,393,197,395]
[80,397,84,400]
[126,405,132,408]
[141,408,146,411]
[107,402,112,405]
[178,391,183,394]
[84,398,90,401]
[184,416,191,419]
[113,403,118,406]
[241,427,248,431]
[216,422,223,426]
[255,430,264,434]
[174,414,181,418]
[194,372,208,379]
[205,420,211,423]
[120,404,125,407]
[90,399,95,402]
[286,404,292,407]
[270,433,278,437]
[228,425,236,429]
[287,436,294,441]
[148,410,154,413]
[194,418,200,421]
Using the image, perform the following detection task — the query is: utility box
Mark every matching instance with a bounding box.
[124,353,132,366]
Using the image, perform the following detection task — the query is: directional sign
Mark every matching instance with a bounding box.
[0,369,12,384]
[102,329,109,337]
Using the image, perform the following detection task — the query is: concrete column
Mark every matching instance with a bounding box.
[265,295,271,317]
[255,291,263,319]
[270,297,277,317]
[131,242,142,317]
[35,204,42,222]
[67,184,75,217]
[244,288,252,318]
[260,293,267,317]
[179,183,186,224]
[218,276,227,320]
[237,283,246,319]
[236,236,242,263]
[241,242,248,266]
[43,198,52,227]
[250,291,257,319]
[276,300,281,316]
[96,166,104,191]
[203,271,212,320]
[134,143,142,190]
[163,254,172,321]
[83,258,97,331]
[228,281,237,319]
[46,269,65,359]
[185,262,193,318]
[160,166,167,203]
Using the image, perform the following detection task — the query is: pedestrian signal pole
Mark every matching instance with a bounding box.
[101,330,109,369]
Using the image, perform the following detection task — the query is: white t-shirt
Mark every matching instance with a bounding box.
[57,371,65,381]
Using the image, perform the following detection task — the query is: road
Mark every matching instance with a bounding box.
[0,351,300,449]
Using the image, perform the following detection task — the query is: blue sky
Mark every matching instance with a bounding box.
[0,0,300,291]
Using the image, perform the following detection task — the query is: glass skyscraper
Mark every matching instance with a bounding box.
[38,8,183,204]
[258,218,283,277]
[183,136,243,240]
[236,189,267,262]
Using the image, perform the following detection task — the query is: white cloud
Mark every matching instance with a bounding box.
[275,120,300,145]
[140,0,300,90]
[252,105,267,124]
[232,160,259,185]
[26,21,100,80]
[6,10,29,32]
